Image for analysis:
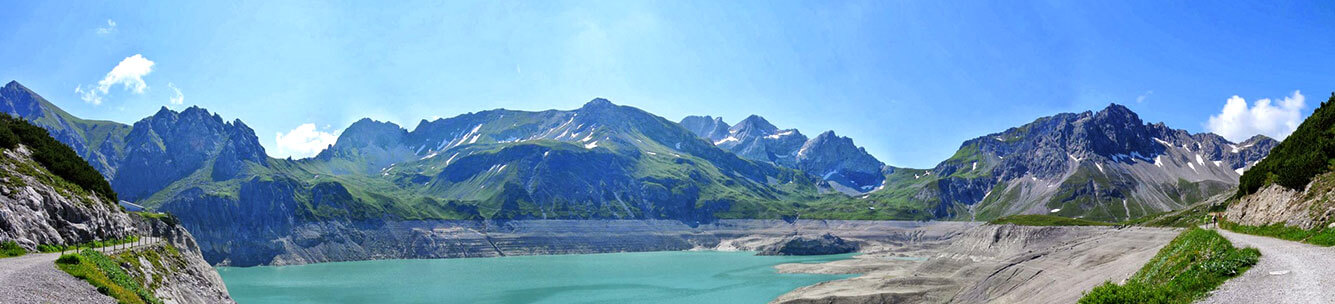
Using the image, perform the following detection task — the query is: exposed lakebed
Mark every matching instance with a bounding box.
[218,251,854,304]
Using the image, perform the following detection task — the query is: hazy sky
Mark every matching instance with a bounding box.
[3,1,1334,167]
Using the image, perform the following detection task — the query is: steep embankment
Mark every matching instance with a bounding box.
[0,115,232,303]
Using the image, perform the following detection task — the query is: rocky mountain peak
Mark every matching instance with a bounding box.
[811,130,840,141]
[680,115,732,142]
[730,115,779,136]
[1090,103,1144,128]
[1240,134,1277,146]
[794,130,885,193]
[334,118,407,149]
[3,81,31,96]
[583,97,615,109]
[1,81,46,119]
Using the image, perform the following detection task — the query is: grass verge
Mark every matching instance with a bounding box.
[36,235,140,253]
[55,249,162,304]
[988,214,1114,226]
[1078,228,1259,304]
[1,241,25,258]
[1220,221,1335,247]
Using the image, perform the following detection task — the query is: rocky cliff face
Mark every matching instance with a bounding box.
[680,114,887,194]
[0,147,133,248]
[1225,173,1335,230]
[131,214,234,303]
[0,144,233,303]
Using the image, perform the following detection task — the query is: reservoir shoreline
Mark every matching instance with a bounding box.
[205,219,1179,303]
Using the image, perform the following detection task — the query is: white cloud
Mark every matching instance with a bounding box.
[168,82,184,105]
[76,54,155,105]
[275,123,339,158]
[1136,90,1153,103]
[96,19,117,35]
[1206,91,1305,142]
[74,84,103,105]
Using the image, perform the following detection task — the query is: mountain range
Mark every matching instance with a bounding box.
[680,115,887,195]
[0,80,1277,264]
[875,104,1275,222]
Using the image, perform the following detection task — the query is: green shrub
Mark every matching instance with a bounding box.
[1237,93,1335,197]
[56,254,80,264]
[0,114,116,203]
[1079,228,1259,304]
[0,126,17,149]
[0,241,26,258]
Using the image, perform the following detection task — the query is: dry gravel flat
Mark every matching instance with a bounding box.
[1199,229,1335,304]
[772,225,1182,304]
[0,237,161,304]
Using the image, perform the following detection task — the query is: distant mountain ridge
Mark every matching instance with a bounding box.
[679,114,887,194]
[870,104,1276,222]
[0,79,1280,265]
[0,81,269,203]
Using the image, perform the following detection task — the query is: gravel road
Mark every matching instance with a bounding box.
[1199,230,1335,303]
[0,237,161,304]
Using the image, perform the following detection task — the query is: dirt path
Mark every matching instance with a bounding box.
[0,237,162,303]
[1199,230,1335,303]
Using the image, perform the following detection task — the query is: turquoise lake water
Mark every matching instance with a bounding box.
[217,251,854,304]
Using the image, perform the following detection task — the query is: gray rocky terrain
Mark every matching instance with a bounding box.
[770,224,1181,304]
[0,146,135,249]
[1226,177,1335,230]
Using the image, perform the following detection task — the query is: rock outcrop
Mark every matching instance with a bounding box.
[0,147,134,249]
[758,233,859,256]
[130,214,234,303]
[1226,173,1335,230]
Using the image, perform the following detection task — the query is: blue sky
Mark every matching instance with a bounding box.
[2,1,1334,167]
